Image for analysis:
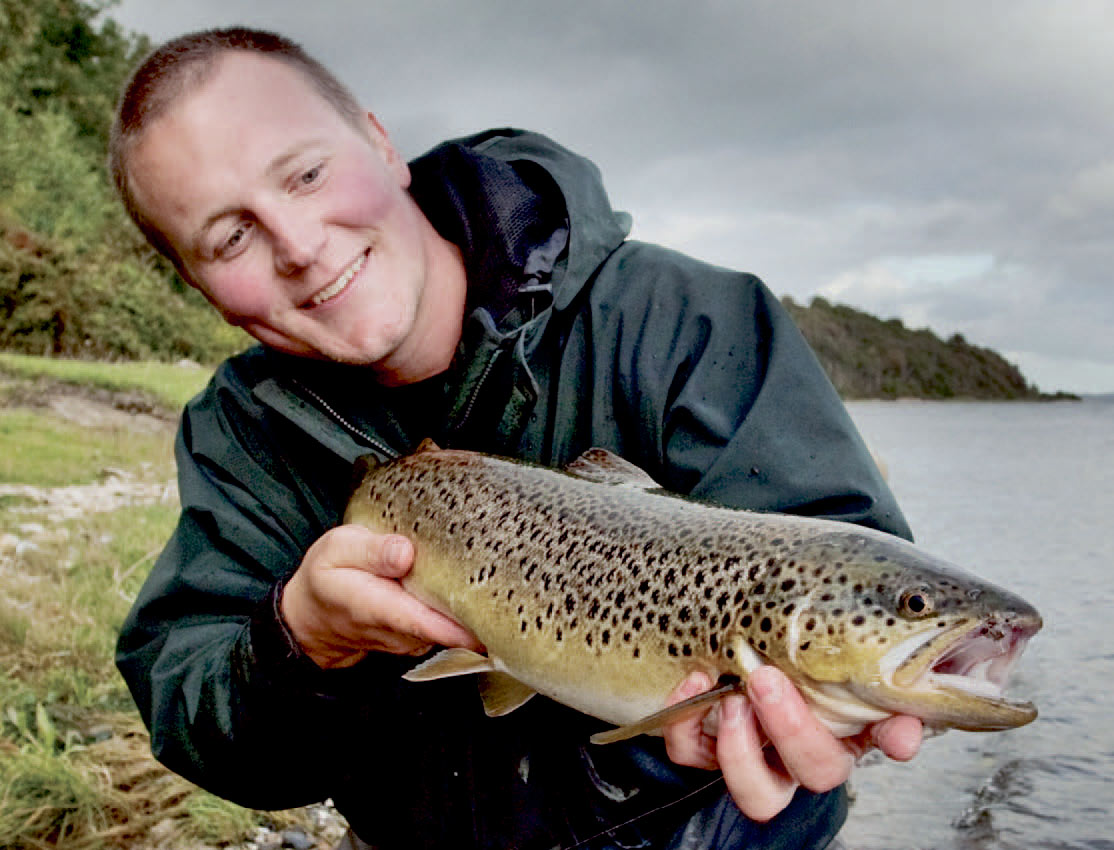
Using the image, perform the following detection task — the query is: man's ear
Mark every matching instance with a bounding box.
[364,111,411,189]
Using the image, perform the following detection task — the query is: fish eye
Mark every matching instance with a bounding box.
[898,588,935,618]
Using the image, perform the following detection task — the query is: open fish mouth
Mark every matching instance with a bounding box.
[922,619,1039,704]
[869,612,1042,729]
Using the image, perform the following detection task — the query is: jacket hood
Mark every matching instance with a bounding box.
[431,128,632,311]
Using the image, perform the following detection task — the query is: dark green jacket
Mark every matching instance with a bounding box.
[117,129,910,849]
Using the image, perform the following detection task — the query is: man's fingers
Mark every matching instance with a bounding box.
[745,666,853,794]
[363,577,482,652]
[283,525,482,666]
[716,694,799,822]
[317,525,414,578]
[662,672,719,770]
[871,714,923,761]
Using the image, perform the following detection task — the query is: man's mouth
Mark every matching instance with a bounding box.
[309,250,368,307]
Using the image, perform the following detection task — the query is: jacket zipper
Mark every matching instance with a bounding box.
[450,348,504,438]
[289,377,401,460]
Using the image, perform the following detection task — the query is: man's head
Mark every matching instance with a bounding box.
[110,28,366,264]
[109,28,466,378]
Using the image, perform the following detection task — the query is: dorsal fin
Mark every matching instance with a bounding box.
[563,449,661,489]
[414,438,443,454]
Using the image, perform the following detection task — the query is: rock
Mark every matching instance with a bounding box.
[281,828,315,850]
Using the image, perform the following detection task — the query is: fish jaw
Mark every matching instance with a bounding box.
[843,611,1042,731]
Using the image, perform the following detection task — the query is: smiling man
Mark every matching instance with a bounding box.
[110,28,920,850]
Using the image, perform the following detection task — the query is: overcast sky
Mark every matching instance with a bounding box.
[111,0,1114,394]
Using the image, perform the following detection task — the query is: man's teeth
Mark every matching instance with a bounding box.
[311,252,367,306]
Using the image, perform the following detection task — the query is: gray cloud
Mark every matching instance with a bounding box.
[111,0,1114,392]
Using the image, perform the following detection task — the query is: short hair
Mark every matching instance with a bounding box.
[108,27,365,264]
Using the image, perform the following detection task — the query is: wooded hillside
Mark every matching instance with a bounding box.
[0,0,245,363]
[783,296,1059,400]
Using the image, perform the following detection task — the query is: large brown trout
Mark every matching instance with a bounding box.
[344,441,1041,742]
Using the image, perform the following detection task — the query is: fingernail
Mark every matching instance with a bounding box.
[721,694,744,728]
[384,536,410,569]
[749,670,782,705]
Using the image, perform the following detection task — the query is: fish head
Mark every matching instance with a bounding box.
[726,524,1042,732]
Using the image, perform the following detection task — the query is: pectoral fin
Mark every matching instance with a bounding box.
[403,648,496,681]
[590,679,746,745]
[404,650,538,717]
[478,673,538,716]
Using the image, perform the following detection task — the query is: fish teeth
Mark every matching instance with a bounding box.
[312,251,367,306]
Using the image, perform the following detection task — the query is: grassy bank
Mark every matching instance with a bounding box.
[0,352,214,412]
[0,355,327,848]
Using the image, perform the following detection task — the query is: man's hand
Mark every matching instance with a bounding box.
[281,524,482,668]
[662,667,923,823]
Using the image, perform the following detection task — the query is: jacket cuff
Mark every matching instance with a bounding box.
[245,578,326,686]
[242,579,410,699]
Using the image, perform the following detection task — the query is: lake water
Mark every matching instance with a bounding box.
[837,399,1114,850]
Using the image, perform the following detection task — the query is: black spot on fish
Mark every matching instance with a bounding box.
[852,615,866,626]
[709,633,719,651]
[799,641,811,651]
[741,614,753,628]
[780,579,796,592]
[760,617,772,633]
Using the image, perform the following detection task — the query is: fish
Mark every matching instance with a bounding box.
[343,440,1041,743]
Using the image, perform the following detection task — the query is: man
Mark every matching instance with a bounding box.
[110,27,921,850]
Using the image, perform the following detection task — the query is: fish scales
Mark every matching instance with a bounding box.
[344,443,1042,738]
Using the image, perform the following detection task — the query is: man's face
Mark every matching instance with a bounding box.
[127,52,455,371]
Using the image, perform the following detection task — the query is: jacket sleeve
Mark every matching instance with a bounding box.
[114,363,397,808]
[571,241,912,540]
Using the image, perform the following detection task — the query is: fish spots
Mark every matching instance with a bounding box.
[354,450,1016,697]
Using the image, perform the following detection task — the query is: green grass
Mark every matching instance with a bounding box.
[0,408,175,487]
[0,378,325,847]
[0,352,213,411]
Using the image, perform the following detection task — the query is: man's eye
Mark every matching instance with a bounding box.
[300,165,322,185]
[220,222,252,255]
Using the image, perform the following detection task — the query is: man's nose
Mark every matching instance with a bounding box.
[268,207,325,275]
